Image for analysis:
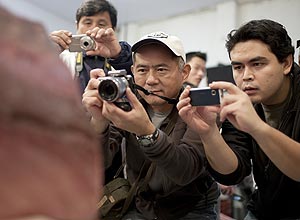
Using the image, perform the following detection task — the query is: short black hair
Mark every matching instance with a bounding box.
[76,0,118,29]
[186,51,207,62]
[226,19,294,63]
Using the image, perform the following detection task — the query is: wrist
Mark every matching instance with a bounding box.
[136,128,160,147]
[90,117,109,134]
[135,124,156,137]
[110,44,122,59]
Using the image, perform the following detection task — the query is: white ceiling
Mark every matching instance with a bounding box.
[24,0,227,26]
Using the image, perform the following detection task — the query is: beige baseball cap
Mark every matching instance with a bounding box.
[132,31,186,63]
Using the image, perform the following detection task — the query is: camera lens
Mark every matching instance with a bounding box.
[98,80,118,101]
[83,41,90,47]
[80,36,95,51]
[98,78,127,102]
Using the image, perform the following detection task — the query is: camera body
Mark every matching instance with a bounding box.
[189,87,225,106]
[98,69,135,111]
[69,34,96,52]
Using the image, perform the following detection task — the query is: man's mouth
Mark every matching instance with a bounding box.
[243,86,258,95]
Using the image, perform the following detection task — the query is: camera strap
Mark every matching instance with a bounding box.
[134,84,178,104]
[75,52,83,74]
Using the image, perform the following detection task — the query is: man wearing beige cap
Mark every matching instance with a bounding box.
[82,31,219,220]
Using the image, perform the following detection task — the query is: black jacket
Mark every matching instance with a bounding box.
[77,41,132,94]
[210,64,300,219]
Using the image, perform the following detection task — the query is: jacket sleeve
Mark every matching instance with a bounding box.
[208,120,252,185]
[108,41,133,76]
[140,118,208,186]
[100,124,124,169]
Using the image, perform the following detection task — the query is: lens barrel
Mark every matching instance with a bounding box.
[80,36,95,51]
[98,77,127,102]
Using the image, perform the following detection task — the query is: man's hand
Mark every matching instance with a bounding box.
[210,81,263,134]
[82,68,110,134]
[86,27,121,58]
[49,30,72,52]
[101,87,155,136]
[177,86,219,135]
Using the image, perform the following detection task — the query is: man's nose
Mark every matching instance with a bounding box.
[243,67,254,81]
[198,70,205,78]
[146,71,158,84]
[91,23,98,29]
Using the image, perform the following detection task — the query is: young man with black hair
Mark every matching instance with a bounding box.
[177,19,300,219]
[50,0,132,94]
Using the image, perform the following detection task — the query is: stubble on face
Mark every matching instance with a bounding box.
[132,44,184,112]
[230,40,290,105]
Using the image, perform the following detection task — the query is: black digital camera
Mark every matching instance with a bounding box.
[98,69,135,111]
[189,87,226,106]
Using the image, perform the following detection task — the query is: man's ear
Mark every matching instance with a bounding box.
[283,54,293,75]
[131,65,134,75]
[182,63,191,80]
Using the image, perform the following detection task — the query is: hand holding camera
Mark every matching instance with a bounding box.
[85,27,122,58]
[83,68,153,135]
[49,30,73,52]
[189,87,226,106]
[98,69,135,111]
[69,34,96,52]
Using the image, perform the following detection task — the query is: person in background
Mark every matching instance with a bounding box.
[50,0,132,184]
[49,0,132,94]
[82,31,219,220]
[177,19,300,219]
[184,51,207,88]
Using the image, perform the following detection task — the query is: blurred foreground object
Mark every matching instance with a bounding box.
[0,6,102,220]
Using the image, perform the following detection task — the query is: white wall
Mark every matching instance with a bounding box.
[118,0,300,67]
[1,0,299,67]
[0,0,76,33]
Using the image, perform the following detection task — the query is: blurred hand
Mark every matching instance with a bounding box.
[49,30,72,52]
[86,27,121,58]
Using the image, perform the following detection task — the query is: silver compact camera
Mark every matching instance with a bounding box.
[69,34,96,52]
[98,69,135,111]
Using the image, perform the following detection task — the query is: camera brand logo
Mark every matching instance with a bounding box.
[147,32,168,39]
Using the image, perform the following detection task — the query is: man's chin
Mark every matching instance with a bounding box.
[144,96,167,106]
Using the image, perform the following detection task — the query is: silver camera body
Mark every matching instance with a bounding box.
[98,70,135,111]
[69,34,96,52]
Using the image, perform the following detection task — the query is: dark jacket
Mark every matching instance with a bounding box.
[77,41,132,94]
[101,101,219,219]
[210,64,300,219]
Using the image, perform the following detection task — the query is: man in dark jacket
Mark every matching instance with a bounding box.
[49,0,132,94]
[177,19,300,219]
[50,0,132,185]
[83,31,219,219]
